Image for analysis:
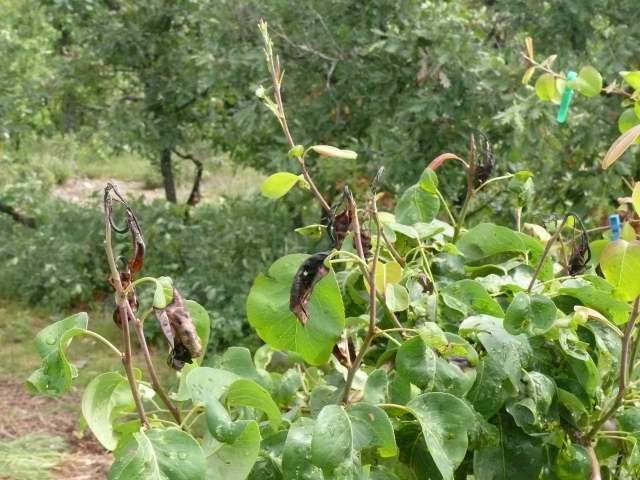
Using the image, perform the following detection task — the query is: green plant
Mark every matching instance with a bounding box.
[27,22,640,480]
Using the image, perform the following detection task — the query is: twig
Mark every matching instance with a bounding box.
[126,302,182,424]
[259,21,331,214]
[586,296,640,440]
[103,183,148,428]
[586,443,602,480]
[527,214,571,294]
[453,136,476,242]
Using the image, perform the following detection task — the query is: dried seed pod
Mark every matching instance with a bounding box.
[473,133,495,187]
[127,210,145,274]
[331,209,352,249]
[154,288,202,370]
[333,336,356,368]
[109,270,139,328]
[356,228,372,258]
[290,252,330,325]
[567,213,591,276]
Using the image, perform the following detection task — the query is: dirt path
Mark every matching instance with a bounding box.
[0,377,111,480]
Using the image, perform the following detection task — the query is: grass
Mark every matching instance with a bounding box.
[0,434,66,480]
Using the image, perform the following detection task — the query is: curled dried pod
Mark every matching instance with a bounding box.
[567,213,591,276]
[333,336,356,368]
[109,270,139,328]
[127,211,145,274]
[473,134,495,187]
[154,288,202,370]
[290,252,330,325]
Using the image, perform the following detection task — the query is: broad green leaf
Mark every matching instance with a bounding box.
[282,418,323,480]
[621,71,640,90]
[473,415,544,480]
[440,279,504,325]
[567,66,602,97]
[363,369,388,404]
[506,371,556,430]
[396,335,437,389]
[27,313,88,395]
[553,444,591,480]
[602,124,640,169]
[599,240,640,301]
[558,282,630,324]
[408,392,475,480]
[246,254,345,365]
[288,144,304,158]
[535,73,559,101]
[369,261,403,294]
[226,378,281,430]
[294,224,326,240]
[186,367,239,404]
[311,405,353,471]
[349,403,397,458]
[82,372,135,451]
[310,144,358,159]
[109,428,206,480]
[385,283,409,312]
[419,168,439,193]
[153,277,173,309]
[207,421,261,479]
[260,172,303,199]
[504,292,556,336]
[220,346,271,389]
[394,184,440,225]
[185,300,210,361]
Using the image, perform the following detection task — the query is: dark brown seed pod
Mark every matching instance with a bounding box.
[127,210,145,274]
[109,270,139,329]
[567,213,591,276]
[473,133,495,187]
[331,209,352,249]
[333,336,356,368]
[154,288,202,370]
[290,252,330,325]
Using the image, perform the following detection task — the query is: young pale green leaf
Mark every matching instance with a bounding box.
[602,124,640,169]
[82,372,135,451]
[220,346,271,389]
[522,66,535,85]
[311,405,353,471]
[385,283,410,312]
[288,144,305,158]
[633,183,640,217]
[27,313,89,395]
[310,144,358,160]
[419,168,439,193]
[260,172,303,199]
[618,109,640,140]
[394,184,440,225]
[282,418,323,480]
[621,71,640,90]
[534,73,559,101]
[559,283,630,324]
[108,428,206,480]
[504,292,556,336]
[294,224,326,240]
[226,378,281,430]
[408,392,475,480]
[184,300,210,362]
[246,254,345,365]
[396,335,437,389]
[153,277,173,309]
[567,66,602,97]
[599,240,640,301]
[349,403,398,458]
[206,421,261,480]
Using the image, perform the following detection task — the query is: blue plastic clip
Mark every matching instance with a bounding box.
[609,214,621,241]
[557,70,577,124]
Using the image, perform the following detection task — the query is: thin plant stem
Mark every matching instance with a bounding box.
[586,295,640,441]
[104,184,148,428]
[527,215,571,294]
[453,136,476,242]
[436,190,456,226]
[126,303,182,424]
[80,330,122,357]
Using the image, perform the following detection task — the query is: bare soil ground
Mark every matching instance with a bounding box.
[0,377,111,480]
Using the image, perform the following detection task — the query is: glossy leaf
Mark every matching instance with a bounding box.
[535,73,559,101]
[260,172,303,199]
[599,240,640,301]
[82,372,135,451]
[185,300,211,362]
[27,313,88,395]
[311,405,353,471]
[109,428,206,480]
[282,418,323,480]
[621,71,640,90]
[567,66,602,97]
[349,402,398,457]
[408,392,475,480]
[206,421,261,479]
[396,335,437,389]
[226,378,281,430]
[504,292,556,335]
[246,254,345,365]
[385,283,409,312]
[394,184,440,225]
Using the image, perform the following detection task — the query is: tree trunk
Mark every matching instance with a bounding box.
[186,156,203,207]
[160,148,177,203]
[0,200,36,228]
